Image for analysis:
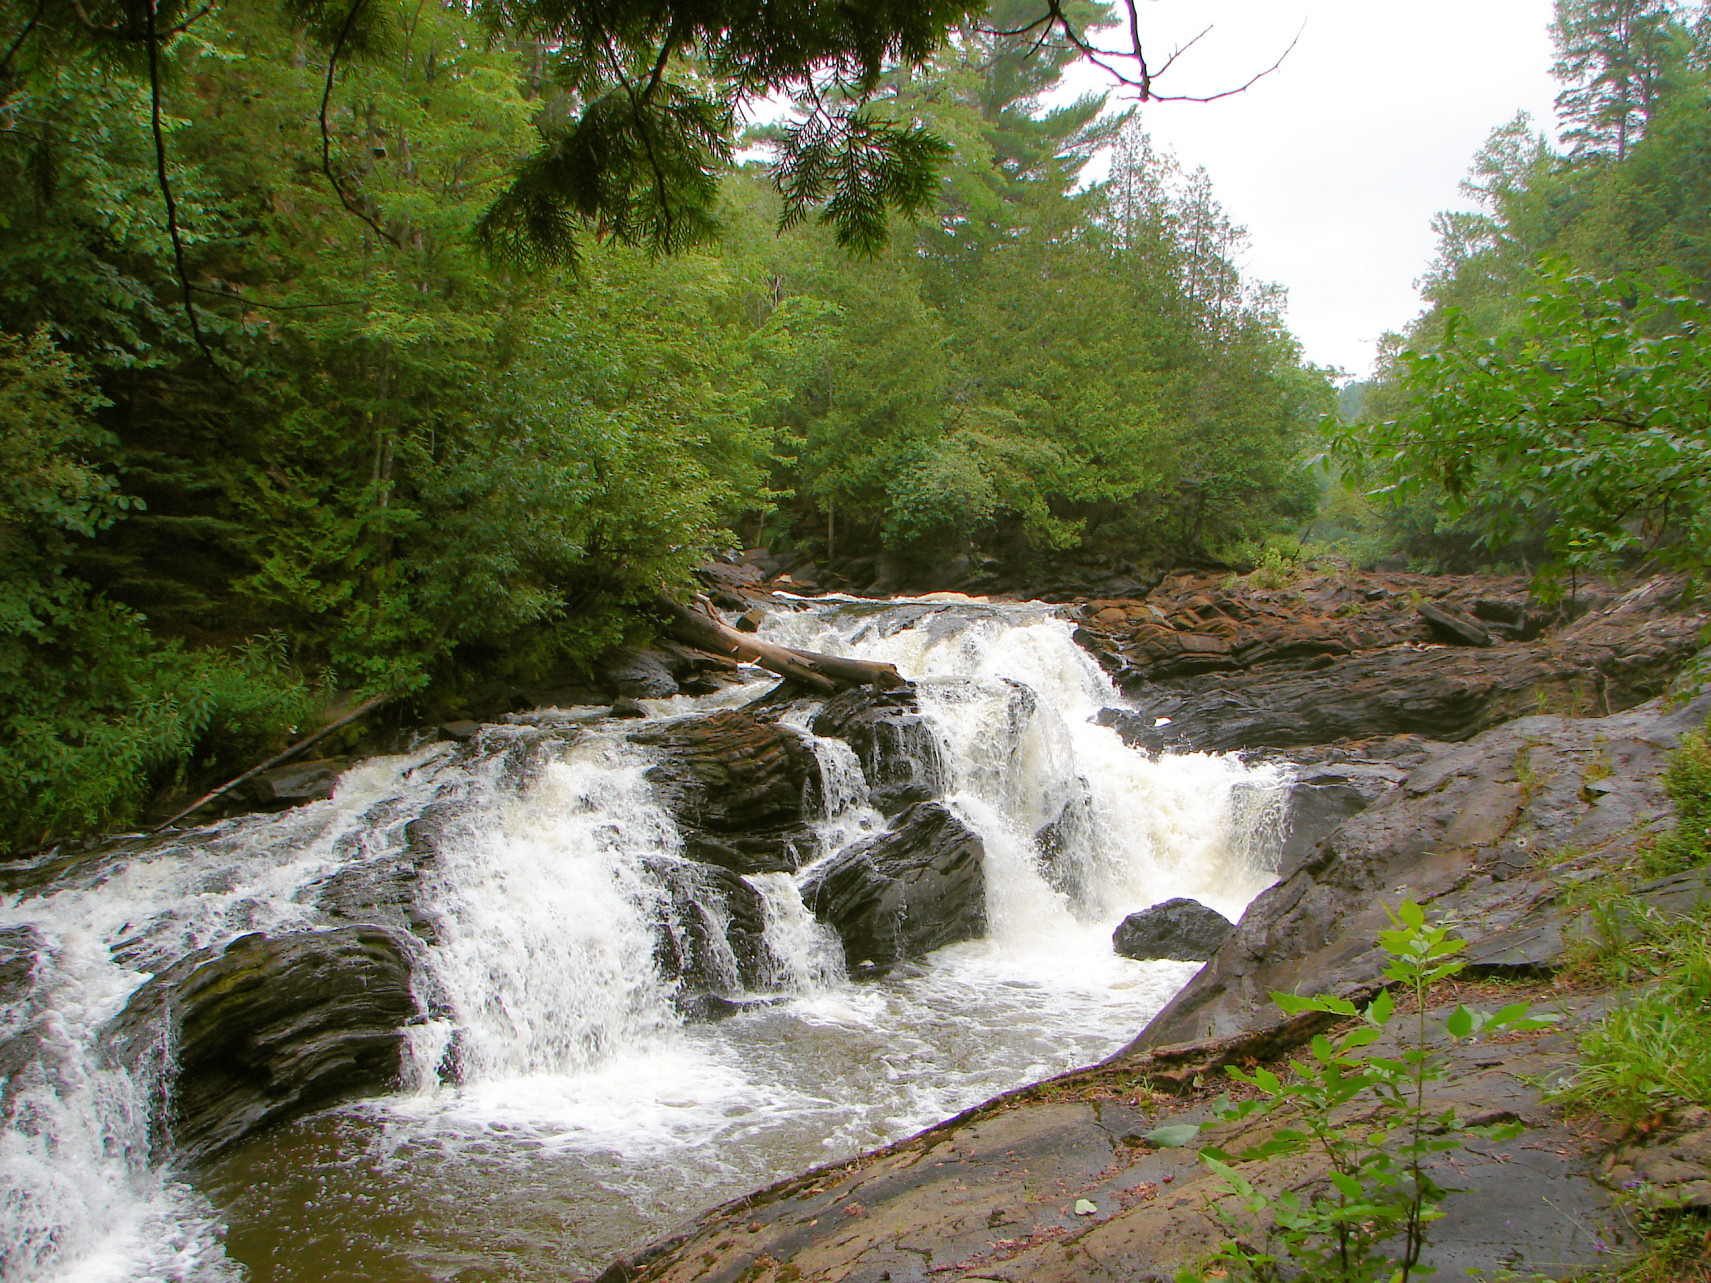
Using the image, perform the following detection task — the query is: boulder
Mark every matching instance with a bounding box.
[245,758,348,805]
[809,684,948,816]
[634,710,822,874]
[307,795,462,943]
[1417,600,1492,647]
[1112,898,1233,961]
[1122,695,1711,1054]
[1278,779,1372,878]
[103,926,418,1161]
[597,646,680,699]
[649,859,771,1020]
[800,802,986,974]
[1032,781,1096,904]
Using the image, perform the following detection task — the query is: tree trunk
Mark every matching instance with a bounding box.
[654,596,906,692]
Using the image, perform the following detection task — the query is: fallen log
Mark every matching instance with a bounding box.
[151,691,395,831]
[655,596,906,691]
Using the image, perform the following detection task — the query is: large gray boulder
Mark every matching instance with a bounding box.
[649,859,771,1020]
[1112,898,1233,961]
[801,802,986,974]
[1121,695,1710,1055]
[634,710,822,874]
[103,926,418,1161]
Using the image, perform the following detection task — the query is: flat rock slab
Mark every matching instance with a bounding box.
[597,997,1629,1283]
[1130,695,1710,1052]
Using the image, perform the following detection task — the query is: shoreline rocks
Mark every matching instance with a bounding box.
[101,927,419,1162]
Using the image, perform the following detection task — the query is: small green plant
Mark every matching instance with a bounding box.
[1553,907,1711,1126]
[1171,902,1553,1283]
[1642,730,1711,878]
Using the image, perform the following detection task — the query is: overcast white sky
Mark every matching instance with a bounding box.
[1066,1,1563,379]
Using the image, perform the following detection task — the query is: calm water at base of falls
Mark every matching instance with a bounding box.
[2,596,1292,1283]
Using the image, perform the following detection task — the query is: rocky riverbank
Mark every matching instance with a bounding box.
[590,569,1711,1282]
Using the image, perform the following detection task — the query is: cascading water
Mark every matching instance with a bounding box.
[1,596,1293,1282]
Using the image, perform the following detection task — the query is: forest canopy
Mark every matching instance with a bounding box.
[1335,0,1711,588]
[0,0,1329,848]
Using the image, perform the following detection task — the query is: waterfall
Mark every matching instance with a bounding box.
[2,594,1295,1283]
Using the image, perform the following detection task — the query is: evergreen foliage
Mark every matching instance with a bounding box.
[0,2,1327,849]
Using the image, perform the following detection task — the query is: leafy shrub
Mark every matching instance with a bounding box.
[1172,902,1550,1283]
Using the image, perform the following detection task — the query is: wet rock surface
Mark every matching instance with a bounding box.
[597,991,1624,1283]
[809,683,948,816]
[1089,571,1702,753]
[1112,898,1233,961]
[102,927,418,1162]
[633,710,822,874]
[800,801,986,974]
[1128,694,1710,1052]
[651,860,771,1019]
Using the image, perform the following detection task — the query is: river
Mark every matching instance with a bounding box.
[1,595,1292,1282]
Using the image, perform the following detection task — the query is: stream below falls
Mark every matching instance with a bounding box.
[1,595,1294,1283]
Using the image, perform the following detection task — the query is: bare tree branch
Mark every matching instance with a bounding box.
[319,0,403,246]
[143,0,227,373]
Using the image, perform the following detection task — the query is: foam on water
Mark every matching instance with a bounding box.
[3,595,1295,1282]
[0,746,456,1282]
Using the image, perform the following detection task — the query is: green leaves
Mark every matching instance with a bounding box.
[1347,265,1711,584]
[1193,901,1551,1283]
[1142,1123,1204,1149]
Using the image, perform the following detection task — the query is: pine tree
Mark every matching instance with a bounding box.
[1552,0,1688,159]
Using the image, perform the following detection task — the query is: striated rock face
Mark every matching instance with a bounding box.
[1094,576,1704,754]
[633,710,822,874]
[801,802,986,974]
[1123,694,1711,1054]
[809,684,948,816]
[0,926,46,1117]
[102,927,418,1162]
[1113,898,1233,961]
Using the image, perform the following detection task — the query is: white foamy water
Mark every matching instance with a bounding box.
[1,595,1294,1282]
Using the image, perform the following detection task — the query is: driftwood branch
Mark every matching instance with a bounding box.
[152,691,395,831]
[655,596,906,692]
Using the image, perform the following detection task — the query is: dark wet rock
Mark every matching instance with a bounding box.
[735,607,767,633]
[634,710,821,874]
[1417,600,1492,646]
[103,926,418,1161]
[1278,780,1371,878]
[1100,609,1703,754]
[809,684,948,816]
[1034,781,1097,903]
[1124,695,1711,1053]
[801,802,986,974]
[1113,898,1233,961]
[245,758,348,805]
[609,697,649,719]
[438,720,482,742]
[306,794,468,944]
[598,646,680,699]
[0,926,46,1114]
[650,860,770,1019]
